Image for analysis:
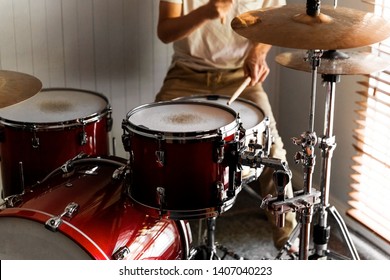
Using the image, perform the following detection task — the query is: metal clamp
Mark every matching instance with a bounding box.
[112,246,130,260]
[45,202,79,232]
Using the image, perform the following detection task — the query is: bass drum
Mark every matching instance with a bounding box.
[0,157,191,260]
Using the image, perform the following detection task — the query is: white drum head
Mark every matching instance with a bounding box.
[0,88,108,123]
[177,95,265,130]
[128,102,237,133]
[0,217,92,259]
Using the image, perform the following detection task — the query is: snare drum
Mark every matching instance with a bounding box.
[0,157,190,260]
[0,88,112,198]
[176,95,269,183]
[122,100,242,219]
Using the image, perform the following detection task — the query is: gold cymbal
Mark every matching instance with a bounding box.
[275,50,390,75]
[231,4,390,50]
[0,70,42,108]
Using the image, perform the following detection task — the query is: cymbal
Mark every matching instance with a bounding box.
[231,4,390,50]
[0,70,42,108]
[275,50,390,75]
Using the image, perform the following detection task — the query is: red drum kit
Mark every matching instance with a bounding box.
[1,1,390,260]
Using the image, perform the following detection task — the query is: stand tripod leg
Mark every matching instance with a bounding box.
[206,217,220,260]
[275,222,301,259]
[327,206,360,260]
[190,217,221,260]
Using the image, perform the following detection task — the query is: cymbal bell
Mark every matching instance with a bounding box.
[231,4,390,50]
[0,70,42,108]
[275,50,390,75]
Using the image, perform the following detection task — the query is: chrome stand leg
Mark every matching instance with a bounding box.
[310,72,360,260]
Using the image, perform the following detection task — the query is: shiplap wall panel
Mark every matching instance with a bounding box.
[93,0,111,98]
[108,0,129,153]
[46,0,66,87]
[13,0,34,73]
[30,0,51,84]
[0,0,18,70]
[63,0,81,88]
[78,0,96,91]
[0,0,173,159]
[123,0,141,109]
[138,0,156,105]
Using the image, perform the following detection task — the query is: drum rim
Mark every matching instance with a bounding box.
[123,100,240,141]
[175,94,264,113]
[0,87,112,130]
[128,193,237,220]
[0,208,109,260]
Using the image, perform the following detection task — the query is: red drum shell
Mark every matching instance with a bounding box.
[122,101,241,219]
[0,88,112,198]
[0,157,190,260]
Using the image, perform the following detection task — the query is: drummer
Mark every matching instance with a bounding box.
[155,0,296,251]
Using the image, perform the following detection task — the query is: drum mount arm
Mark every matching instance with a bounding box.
[240,149,321,229]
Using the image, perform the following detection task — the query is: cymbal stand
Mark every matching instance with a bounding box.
[264,49,322,260]
[292,49,322,259]
[310,71,360,260]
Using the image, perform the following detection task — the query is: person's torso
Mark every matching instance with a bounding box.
[170,0,285,70]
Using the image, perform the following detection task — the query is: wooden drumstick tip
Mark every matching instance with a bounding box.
[220,17,226,24]
[227,77,251,105]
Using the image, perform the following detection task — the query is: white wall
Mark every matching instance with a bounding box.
[0,0,173,160]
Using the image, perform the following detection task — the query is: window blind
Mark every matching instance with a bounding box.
[348,0,390,244]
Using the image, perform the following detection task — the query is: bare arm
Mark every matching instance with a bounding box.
[157,0,233,44]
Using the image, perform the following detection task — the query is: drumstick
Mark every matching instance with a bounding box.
[227,77,251,105]
[221,17,226,24]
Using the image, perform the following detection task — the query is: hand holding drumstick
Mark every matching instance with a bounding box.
[206,0,233,24]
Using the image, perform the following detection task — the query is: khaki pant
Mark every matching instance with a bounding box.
[156,63,297,249]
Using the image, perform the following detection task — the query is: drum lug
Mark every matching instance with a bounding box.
[155,150,165,167]
[31,128,40,149]
[262,116,273,157]
[214,136,225,163]
[112,246,130,260]
[79,122,88,146]
[121,120,131,152]
[45,202,79,232]
[106,110,113,132]
[216,181,225,203]
[79,131,87,146]
[156,134,165,167]
[156,187,166,216]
